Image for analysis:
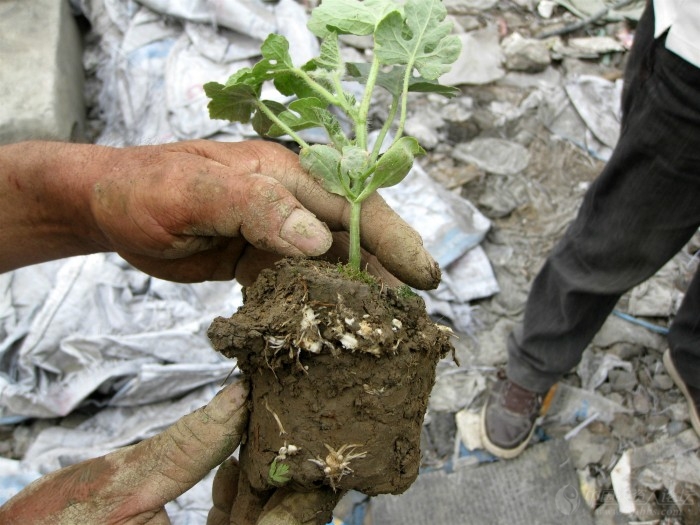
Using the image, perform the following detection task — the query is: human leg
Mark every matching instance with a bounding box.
[483,3,700,456]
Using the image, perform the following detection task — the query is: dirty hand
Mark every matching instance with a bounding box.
[208,457,342,525]
[0,381,249,525]
[0,140,439,289]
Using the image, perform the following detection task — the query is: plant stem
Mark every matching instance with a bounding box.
[394,64,414,142]
[370,95,399,164]
[295,69,353,117]
[255,101,310,149]
[348,200,362,271]
[355,55,381,150]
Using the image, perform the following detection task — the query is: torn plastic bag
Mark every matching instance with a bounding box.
[0,253,243,421]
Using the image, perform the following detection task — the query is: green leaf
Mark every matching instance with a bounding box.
[268,459,291,486]
[252,34,295,78]
[224,67,260,89]
[268,97,327,136]
[307,0,400,38]
[204,81,259,123]
[340,145,370,184]
[374,0,461,80]
[357,136,424,200]
[300,145,348,197]
[313,107,350,150]
[307,31,344,75]
[346,63,461,98]
[407,78,461,98]
[250,34,319,99]
[252,100,286,136]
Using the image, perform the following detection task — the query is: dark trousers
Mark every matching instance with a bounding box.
[507,3,700,392]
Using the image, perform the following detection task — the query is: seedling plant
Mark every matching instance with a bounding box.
[205,0,461,272]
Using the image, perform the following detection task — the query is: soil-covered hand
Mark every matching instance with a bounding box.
[0,381,249,525]
[208,457,342,525]
[0,140,439,289]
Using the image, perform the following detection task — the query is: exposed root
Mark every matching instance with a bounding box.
[265,398,287,436]
[308,443,367,491]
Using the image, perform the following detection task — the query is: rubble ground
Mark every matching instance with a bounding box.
[410,2,700,524]
[1,1,699,524]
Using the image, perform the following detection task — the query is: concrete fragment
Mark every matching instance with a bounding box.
[372,439,595,524]
[568,428,617,469]
[0,0,85,144]
[611,429,700,515]
[569,36,625,55]
[538,0,557,18]
[444,0,499,13]
[592,315,666,351]
[452,137,530,175]
[439,26,505,86]
[502,32,551,72]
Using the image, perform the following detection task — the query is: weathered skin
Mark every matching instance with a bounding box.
[0,382,249,524]
[0,140,440,289]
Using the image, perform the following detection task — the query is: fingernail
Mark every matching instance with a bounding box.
[280,209,332,256]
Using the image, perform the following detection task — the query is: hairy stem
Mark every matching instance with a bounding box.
[370,95,400,164]
[355,55,381,150]
[348,200,362,271]
[255,101,310,149]
[394,65,414,142]
[295,69,354,118]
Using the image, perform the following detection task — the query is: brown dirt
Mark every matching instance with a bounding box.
[208,258,453,496]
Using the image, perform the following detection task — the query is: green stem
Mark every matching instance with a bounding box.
[394,64,414,142]
[355,55,381,150]
[255,101,310,149]
[348,199,362,271]
[294,69,354,117]
[369,95,399,164]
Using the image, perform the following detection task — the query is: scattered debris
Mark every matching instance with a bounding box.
[3,0,698,523]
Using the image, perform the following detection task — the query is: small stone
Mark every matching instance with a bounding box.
[587,420,611,436]
[610,413,646,440]
[652,372,674,391]
[501,32,551,72]
[632,388,651,415]
[568,428,617,469]
[607,369,637,392]
[667,420,689,436]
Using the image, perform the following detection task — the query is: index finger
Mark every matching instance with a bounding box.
[116,381,249,512]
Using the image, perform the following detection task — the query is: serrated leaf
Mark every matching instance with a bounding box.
[248,34,319,99]
[224,67,260,89]
[300,145,347,197]
[252,100,286,136]
[268,459,291,485]
[252,34,295,78]
[357,136,424,200]
[307,0,400,38]
[313,107,350,150]
[204,81,259,123]
[268,97,327,136]
[307,31,344,75]
[374,0,461,80]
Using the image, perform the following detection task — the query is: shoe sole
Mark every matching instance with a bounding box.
[479,402,537,460]
[663,349,700,437]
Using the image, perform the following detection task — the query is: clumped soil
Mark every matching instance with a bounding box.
[208,258,453,496]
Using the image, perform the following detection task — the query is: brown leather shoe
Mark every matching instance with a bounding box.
[664,349,700,437]
[480,371,544,459]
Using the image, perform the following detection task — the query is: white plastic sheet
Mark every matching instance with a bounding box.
[1,0,499,517]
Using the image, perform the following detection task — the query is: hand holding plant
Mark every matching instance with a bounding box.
[205,0,461,271]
